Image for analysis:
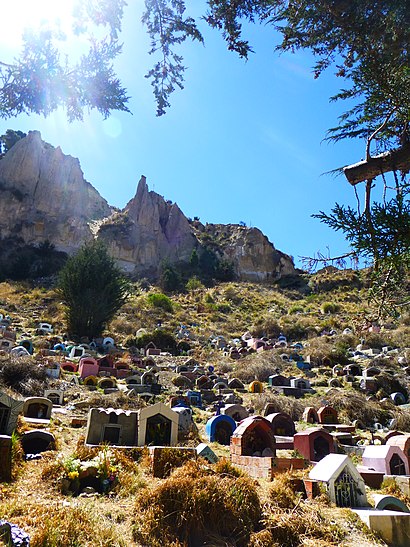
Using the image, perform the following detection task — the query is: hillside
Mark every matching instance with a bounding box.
[0,271,409,545]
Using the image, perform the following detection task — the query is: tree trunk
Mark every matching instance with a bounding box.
[343,143,410,185]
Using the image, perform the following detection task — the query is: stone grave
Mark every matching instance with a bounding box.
[23,397,52,424]
[205,414,236,445]
[221,403,248,422]
[302,407,319,424]
[21,430,55,457]
[44,389,64,406]
[0,392,24,435]
[137,403,179,447]
[86,407,138,447]
[386,435,410,468]
[362,445,409,476]
[309,454,367,507]
[293,428,335,462]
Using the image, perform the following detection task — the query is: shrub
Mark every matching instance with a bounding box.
[321,302,340,314]
[186,276,204,291]
[147,292,173,312]
[58,241,131,338]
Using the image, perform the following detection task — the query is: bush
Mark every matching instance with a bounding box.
[321,301,341,314]
[147,292,173,312]
[58,241,131,338]
[186,276,204,291]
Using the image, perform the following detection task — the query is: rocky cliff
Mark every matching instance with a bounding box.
[0,132,296,280]
[0,131,112,253]
[194,223,295,281]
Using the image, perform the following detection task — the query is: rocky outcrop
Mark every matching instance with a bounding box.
[0,131,112,253]
[197,224,296,281]
[0,132,296,280]
[97,176,196,275]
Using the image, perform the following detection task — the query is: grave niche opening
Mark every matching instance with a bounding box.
[0,404,11,435]
[145,414,172,445]
[389,453,406,475]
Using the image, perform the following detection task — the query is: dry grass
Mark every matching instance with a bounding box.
[325,391,392,427]
[133,460,261,547]
[233,353,283,383]
[251,393,305,421]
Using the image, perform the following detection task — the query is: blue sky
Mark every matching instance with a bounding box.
[0,1,367,269]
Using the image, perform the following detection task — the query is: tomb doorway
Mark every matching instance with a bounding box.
[313,436,330,461]
[145,415,171,445]
[0,403,10,434]
[334,469,358,507]
[390,453,406,475]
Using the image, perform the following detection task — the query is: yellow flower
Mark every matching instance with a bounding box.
[68,471,79,480]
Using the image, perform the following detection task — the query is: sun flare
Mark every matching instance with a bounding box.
[0,1,77,50]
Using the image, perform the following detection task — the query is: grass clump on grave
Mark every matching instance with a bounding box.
[42,440,143,497]
[133,459,261,547]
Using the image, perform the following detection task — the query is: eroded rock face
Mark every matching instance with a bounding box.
[0,131,112,253]
[97,176,196,275]
[198,224,296,281]
[0,132,296,280]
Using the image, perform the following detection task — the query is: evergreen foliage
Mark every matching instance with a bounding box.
[58,241,131,338]
[0,129,26,156]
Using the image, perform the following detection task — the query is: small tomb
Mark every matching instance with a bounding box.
[78,357,99,379]
[86,407,138,447]
[303,407,319,424]
[268,374,290,387]
[293,428,335,462]
[362,445,409,476]
[229,416,305,479]
[21,430,55,456]
[230,416,276,457]
[185,390,202,408]
[137,403,178,446]
[23,397,52,424]
[169,395,190,408]
[265,412,295,436]
[44,390,64,406]
[386,435,410,467]
[172,406,194,438]
[221,403,248,422]
[290,378,311,390]
[228,378,244,390]
[309,454,367,507]
[317,405,338,425]
[205,414,236,445]
[249,380,263,393]
[0,392,24,435]
[69,346,86,359]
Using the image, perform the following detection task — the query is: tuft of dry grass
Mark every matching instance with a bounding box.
[31,505,127,547]
[251,393,305,421]
[133,460,261,547]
